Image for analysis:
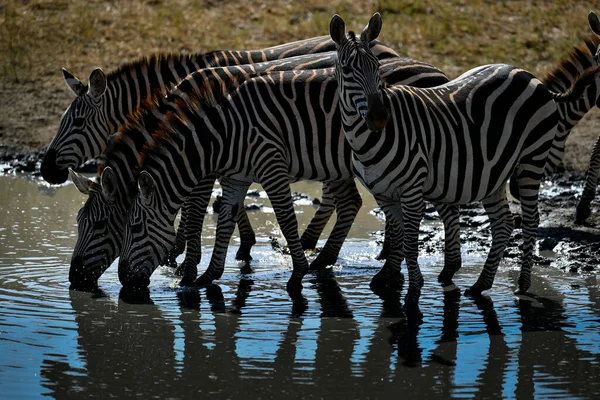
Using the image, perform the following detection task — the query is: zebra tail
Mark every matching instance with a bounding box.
[551,65,600,102]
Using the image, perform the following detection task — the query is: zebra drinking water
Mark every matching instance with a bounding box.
[45,37,398,286]
[69,58,448,290]
[329,13,600,305]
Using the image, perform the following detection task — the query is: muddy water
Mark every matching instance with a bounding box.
[1,175,600,399]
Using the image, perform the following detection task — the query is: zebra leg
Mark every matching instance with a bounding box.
[401,193,426,307]
[371,197,405,292]
[234,206,257,262]
[172,176,216,284]
[310,180,362,270]
[465,184,514,296]
[575,135,600,223]
[300,184,336,250]
[434,203,462,285]
[515,177,542,295]
[375,219,392,260]
[194,179,251,286]
[169,201,188,269]
[259,166,309,297]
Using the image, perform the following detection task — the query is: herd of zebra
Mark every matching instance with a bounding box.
[39,12,600,307]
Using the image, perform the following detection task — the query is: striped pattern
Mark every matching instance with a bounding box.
[536,34,600,223]
[111,59,447,292]
[330,13,597,304]
[49,39,400,287]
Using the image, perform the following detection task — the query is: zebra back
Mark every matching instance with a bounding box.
[41,36,399,184]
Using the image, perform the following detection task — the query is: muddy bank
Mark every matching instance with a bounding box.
[371,172,600,275]
[0,149,98,176]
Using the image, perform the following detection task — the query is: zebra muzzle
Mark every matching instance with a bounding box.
[366,94,388,132]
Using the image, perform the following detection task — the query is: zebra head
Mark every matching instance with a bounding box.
[119,171,177,288]
[69,167,127,288]
[590,12,600,64]
[330,13,388,133]
[41,68,111,184]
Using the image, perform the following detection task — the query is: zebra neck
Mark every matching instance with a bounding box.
[555,85,599,132]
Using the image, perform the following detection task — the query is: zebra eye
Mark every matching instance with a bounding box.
[73,117,86,126]
[341,66,353,74]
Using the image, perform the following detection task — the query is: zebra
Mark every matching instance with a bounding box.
[60,47,398,288]
[68,58,448,289]
[72,58,444,294]
[44,35,398,285]
[329,13,600,304]
[526,11,600,223]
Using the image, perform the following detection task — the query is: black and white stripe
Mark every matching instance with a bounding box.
[330,13,599,305]
[113,59,447,293]
[50,39,399,287]
[536,13,600,223]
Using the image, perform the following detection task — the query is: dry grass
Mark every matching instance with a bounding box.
[0,0,598,170]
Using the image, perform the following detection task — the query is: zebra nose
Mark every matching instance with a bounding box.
[41,148,69,184]
[69,256,99,289]
[366,94,388,132]
[119,259,151,288]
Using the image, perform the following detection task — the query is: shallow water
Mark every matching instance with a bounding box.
[1,175,600,399]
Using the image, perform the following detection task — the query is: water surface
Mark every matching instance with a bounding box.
[1,175,599,399]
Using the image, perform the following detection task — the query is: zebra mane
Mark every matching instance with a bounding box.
[135,72,245,172]
[543,34,600,91]
[104,53,206,94]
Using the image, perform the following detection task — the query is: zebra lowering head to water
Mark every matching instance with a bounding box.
[69,58,448,290]
[113,59,447,294]
[330,13,600,305]
[45,38,398,287]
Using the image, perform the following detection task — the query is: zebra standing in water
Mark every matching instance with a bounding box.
[69,58,448,290]
[330,13,599,304]
[43,35,399,286]
[53,42,399,287]
[521,11,600,223]
[103,59,447,293]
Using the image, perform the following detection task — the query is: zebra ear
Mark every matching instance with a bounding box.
[138,171,156,204]
[63,68,87,96]
[88,68,107,98]
[590,12,600,37]
[330,14,347,46]
[69,168,91,195]
[100,166,118,201]
[361,13,382,43]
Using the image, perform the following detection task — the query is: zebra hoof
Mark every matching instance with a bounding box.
[437,270,457,286]
[464,283,488,297]
[375,246,391,261]
[370,271,404,294]
[178,275,196,287]
[194,275,213,287]
[309,255,336,271]
[235,248,253,262]
[286,278,304,299]
[574,202,591,224]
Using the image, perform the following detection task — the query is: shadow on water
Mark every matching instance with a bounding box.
[2,176,600,398]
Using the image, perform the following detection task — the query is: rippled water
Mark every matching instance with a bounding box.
[1,175,599,399]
